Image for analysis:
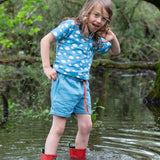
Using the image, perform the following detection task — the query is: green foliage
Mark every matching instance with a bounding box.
[91,98,105,128]
[0,0,46,56]
[111,0,160,61]
[0,0,159,61]
[0,62,51,122]
[147,61,160,98]
[6,100,50,123]
[0,0,160,122]
[0,6,13,48]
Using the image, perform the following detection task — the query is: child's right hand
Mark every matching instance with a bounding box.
[43,67,57,81]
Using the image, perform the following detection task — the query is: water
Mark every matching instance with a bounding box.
[1,69,160,160]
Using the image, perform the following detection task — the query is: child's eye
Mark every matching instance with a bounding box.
[102,17,107,21]
[94,13,99,17]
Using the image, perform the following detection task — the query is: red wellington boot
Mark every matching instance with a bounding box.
[41,148,57,160]
[68,143,87,160]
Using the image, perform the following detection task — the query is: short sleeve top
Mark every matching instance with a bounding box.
[51,19,111,80]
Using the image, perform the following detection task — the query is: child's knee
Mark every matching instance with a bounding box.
[53,126,65,136]
[79,121,92,134]
[87,122,92,133]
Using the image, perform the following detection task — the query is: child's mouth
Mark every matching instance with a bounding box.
[92,23,100,30]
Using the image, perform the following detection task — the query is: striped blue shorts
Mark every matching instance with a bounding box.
[50,72,91,117]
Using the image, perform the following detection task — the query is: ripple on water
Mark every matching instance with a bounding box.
[90,127,160,160]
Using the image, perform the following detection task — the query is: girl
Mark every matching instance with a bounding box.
[40,0,120,159]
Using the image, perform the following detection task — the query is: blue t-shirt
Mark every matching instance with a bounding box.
[51,19,111,80]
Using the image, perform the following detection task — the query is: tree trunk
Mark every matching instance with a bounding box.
[143,61,160,106]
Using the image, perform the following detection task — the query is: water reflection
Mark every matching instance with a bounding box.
[1,69,160,160]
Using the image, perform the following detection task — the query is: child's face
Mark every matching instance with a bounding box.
[88,6,109,33]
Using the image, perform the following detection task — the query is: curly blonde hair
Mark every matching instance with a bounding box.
[75,0,113,46]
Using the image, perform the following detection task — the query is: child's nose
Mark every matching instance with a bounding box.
[97,17,102,23]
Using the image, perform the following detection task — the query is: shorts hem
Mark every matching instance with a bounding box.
[74,111,91,115]
[50,111,71,118]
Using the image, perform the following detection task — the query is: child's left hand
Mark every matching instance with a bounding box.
[97,28,115,42]
[97,27,120,55]
[101,30,115,43]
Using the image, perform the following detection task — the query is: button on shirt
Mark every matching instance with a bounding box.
[51,19,111,80]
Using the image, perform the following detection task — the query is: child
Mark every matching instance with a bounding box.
[40,0,120,159]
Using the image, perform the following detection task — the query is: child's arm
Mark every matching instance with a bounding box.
[40,33,57,81]
[102,30,120,55]
[97,29,120,55]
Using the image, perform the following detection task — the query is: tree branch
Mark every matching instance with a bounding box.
[92,59,155,70]
[0,56,156,71]
[0,56,41,64]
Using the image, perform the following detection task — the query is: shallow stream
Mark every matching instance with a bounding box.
[1,69,160,160]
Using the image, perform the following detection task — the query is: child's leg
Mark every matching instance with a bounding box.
[45,115,67,154]
[75,114,92,149]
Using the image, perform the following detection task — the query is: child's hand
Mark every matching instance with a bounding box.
[101,29,115,43]
[96,27,115,42]
[97,27,120,55]
[43,67,57,81]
